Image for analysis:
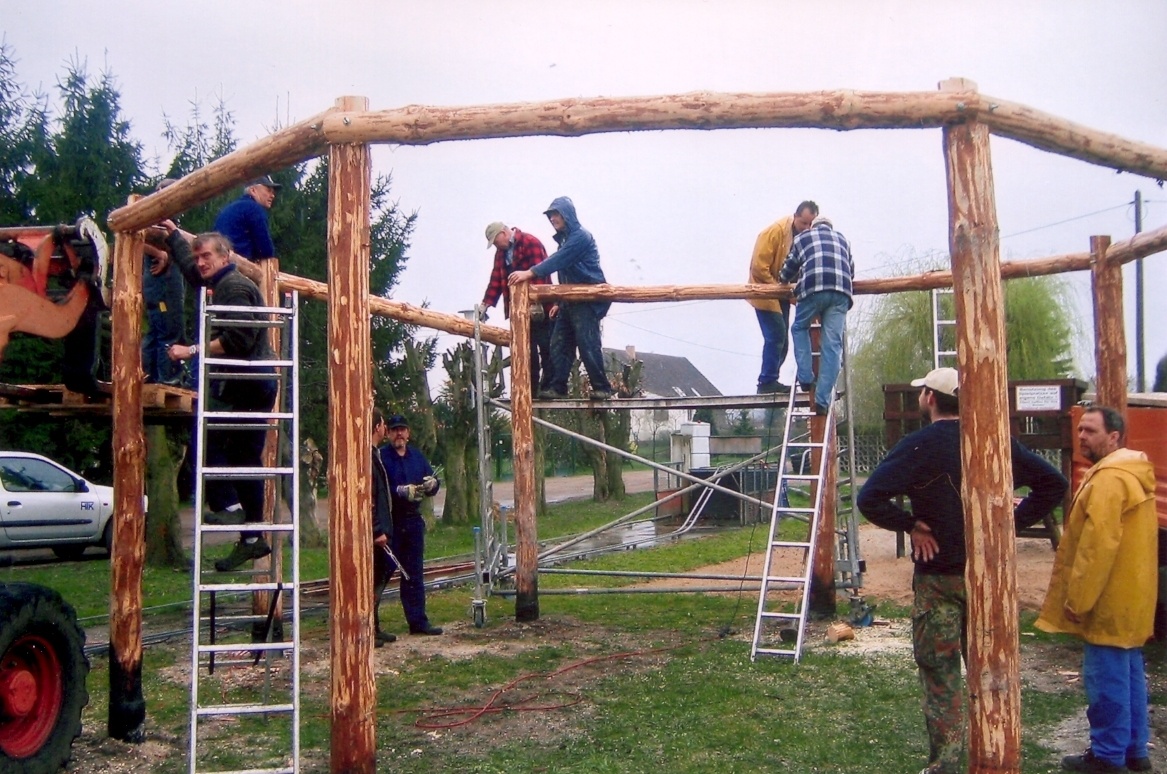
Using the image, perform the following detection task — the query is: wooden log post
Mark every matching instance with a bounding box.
[109,200,148,742]
[808,413,838,618]
[254,258,284,641]
[941,77,1019,774]
[510,281,539,621]
[325,96,376,774]
[1091,236,1127,415]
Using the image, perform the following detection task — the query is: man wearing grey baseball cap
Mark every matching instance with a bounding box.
[857,366,1067,774]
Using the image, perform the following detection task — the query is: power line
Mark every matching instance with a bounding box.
[606,316,757,359]
[999,203,1129,240]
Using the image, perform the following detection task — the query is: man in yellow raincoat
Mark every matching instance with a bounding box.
[1037,406,1158,773]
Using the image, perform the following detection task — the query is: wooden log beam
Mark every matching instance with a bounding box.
[108,200,147,742]
[320,89,972,145]
[808,414,838,618]
[255,260,283,640]
[325,96,376,774]
[1091,236,1127,415]
[318,87,1167,181]
[509,282,538,622]
[942,78,1020,774]
[277,272,511,346]
[106,108,334,233]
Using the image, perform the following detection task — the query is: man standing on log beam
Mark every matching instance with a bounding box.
[165,229,278,571]
[1037,406,1157,774]
[857,367,1067,774]
[508,196,614,401]
[779,214,854,415]
[747,200,817,395]
[480,221,556,393]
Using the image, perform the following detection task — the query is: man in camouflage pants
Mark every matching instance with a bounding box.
[857,368,1066,774]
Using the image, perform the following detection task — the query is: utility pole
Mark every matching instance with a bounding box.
[1135,190,1145,392]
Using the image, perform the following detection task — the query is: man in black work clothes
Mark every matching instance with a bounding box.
[856,367,1067,774]
[379,414,443,635]
[370,408,395,646]
[165,228,278,571]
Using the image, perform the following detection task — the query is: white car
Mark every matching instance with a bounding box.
[0,451,114,560]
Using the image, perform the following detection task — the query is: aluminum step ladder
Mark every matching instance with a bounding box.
[750,384,835,661]
[188,289,301,774]
[751,325,861,661]
[470,304,501,629]
[931,287,958,368]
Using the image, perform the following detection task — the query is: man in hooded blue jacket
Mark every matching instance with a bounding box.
[509,196,615,399]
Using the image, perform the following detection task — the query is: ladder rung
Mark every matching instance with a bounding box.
[207,302,296,316]
[754,646,798,657]
[775,507,816,516]
[759,611,803,621]
[205,412,294,421]
[199,642,293,654]
[782,474,822,482]
[202,466,295,478]
[199,582,296,593]
[764,576,807,585]
[207,359,295,369]
[189,767,293,774]
[197,703,295,717]
[771,540,813,549]
[200,523,295,533]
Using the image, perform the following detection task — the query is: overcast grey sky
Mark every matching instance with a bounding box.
[6,0,1166,395]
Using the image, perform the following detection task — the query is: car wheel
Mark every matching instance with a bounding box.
[0,583,89,774]
[101,521,113,556]
[49,546,85,562]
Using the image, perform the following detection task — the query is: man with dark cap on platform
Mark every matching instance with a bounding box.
[214,175,281,261]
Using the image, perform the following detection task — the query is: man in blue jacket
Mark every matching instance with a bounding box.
[370,408,395,646]
[857,367,1068,774]
[379,414,443,636]
[509,196,614,400]
[214,175,280,261]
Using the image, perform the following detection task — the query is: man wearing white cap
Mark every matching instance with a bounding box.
[480,222,556,392]
[857,367,1067,774]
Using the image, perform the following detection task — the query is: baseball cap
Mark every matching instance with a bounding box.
[485,222,508,247]
[910,367,959,397]
[386,414,409,429]
[247,175,283,190]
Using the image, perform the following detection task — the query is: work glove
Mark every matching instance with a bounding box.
[395,484,424,502]
[478,308,489,323]
[421,475,439,495]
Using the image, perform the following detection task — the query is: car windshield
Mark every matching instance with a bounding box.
[0,458,76,493]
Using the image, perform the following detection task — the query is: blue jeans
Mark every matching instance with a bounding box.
[389,516,430,630]
[1083,642,1149,765]
[548,302,612,394]
[143,306,185,384]
[755,304,790,387]
[791,290,849,409]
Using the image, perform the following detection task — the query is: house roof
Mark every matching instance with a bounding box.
[603,348,723,398]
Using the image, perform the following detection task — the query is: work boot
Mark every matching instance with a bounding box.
[1062,748,1128,772]
[214,536,272,572]
[589,389,613,400]
[374,630,396,647]
[538,389,568,400]
[1127,757,1152,772]
[757,382,791,395]
[409,623,443,636]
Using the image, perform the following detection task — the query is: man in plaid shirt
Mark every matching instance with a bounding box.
[779,216,854,415]
[481,222,556,392]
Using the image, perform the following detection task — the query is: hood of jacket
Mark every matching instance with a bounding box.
[545,196,581,242]
[1092,447,1156,497]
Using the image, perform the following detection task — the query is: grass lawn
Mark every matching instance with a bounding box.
[4,491,1157,773]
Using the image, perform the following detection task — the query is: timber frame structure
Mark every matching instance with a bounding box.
[101,80,1167,773]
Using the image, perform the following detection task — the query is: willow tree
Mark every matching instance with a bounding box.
[849,267,1081,433]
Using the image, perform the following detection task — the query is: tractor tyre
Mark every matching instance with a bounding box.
[0,583,89,774]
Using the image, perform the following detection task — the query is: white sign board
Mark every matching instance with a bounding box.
[1015,385,1062,412]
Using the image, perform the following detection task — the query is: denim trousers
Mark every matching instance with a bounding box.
[548,302,612,394]
[389,516,430,630]
[791,290,849,408]
[755,303,790,386]
[1082,642,1149,765]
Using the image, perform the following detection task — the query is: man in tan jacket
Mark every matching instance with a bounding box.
[747,200,817,394]
[1037,406,1158,773]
